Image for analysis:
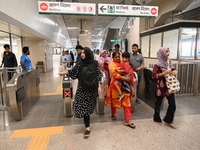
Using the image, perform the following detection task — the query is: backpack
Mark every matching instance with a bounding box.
[80,61,98,91]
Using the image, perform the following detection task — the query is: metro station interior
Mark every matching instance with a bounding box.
[0,0,200,149]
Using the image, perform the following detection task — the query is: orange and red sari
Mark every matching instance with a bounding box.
[105,61,134,122]
[105,61,134,107]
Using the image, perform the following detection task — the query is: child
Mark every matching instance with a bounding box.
[114,52,135,101]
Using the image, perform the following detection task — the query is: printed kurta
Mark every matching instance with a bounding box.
[152,64,174,97]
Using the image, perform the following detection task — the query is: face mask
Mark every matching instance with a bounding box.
[27,52,30,55]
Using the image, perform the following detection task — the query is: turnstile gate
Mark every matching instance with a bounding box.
[6,69,40,120]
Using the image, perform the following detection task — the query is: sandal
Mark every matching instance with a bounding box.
[164,122,176,129]
[118,94,124,101]
[111,115,117,120]
[124,123,136,129]
[155,122,162,125]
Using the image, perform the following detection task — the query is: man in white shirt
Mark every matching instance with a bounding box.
[94,49,100,61]
[60,51,67,71]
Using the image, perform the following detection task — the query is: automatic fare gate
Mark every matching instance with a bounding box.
[62,71,135,116]
[62,75,73,117]
[62,72,106,117]
[131,72,138,113]
[95,72,106,115]
[6,69,40,120]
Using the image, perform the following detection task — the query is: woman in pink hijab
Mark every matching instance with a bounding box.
[152,47,177,129]
[98,50,111,97]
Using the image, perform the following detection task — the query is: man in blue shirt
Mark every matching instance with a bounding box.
[75,45,83,62]
[60,51,67,71]
[20,46,32,72]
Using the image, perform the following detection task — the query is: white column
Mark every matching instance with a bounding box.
[79,19,92,48]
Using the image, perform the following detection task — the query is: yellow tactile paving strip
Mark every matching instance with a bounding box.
[42,80,63,96]
[10,126,64,150]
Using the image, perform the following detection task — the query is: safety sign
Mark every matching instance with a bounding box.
[38,1,96,15]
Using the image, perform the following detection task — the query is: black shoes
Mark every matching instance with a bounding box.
[84,130,91,138]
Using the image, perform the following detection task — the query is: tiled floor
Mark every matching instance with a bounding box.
[0,55,200,150]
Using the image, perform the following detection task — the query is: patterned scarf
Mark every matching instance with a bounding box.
[156,47,174,72]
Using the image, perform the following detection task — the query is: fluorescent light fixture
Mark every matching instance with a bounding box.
[44,18,55,25]
[67,27,78,30]
[93,28,102,30]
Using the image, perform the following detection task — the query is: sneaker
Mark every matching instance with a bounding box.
[118,94,124,101]
[84,130,91,138]
[136,99,141,104]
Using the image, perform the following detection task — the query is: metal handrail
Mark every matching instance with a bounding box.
[148,62,200,96]
[0,66,22,110]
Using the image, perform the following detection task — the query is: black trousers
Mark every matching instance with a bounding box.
[83,115,90,128]
[154,94,176,123]
[2,69,14,81]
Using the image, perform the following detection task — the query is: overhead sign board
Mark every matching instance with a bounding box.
[38,1,96,15]
[98,3,158,17]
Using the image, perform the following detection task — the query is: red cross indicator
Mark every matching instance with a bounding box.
[65,91,71,97]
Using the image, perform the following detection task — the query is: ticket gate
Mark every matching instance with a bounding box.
[63,71,106,116]
[62,75,73,117]
[6,69,40,120]
[131,72,138,113]
[95,72,106,115]
[138,68,156,108]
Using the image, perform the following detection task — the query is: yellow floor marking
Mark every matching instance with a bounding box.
[10,126,64,150]
[42,80,62,96]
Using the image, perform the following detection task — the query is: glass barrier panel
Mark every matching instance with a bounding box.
[150,33,162,58]
[163,29,178,59]
[180,28,197,59]
[141,36,149,57]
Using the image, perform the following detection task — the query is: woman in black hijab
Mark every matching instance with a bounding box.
[59,47,102,138]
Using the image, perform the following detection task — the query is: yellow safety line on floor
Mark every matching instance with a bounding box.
[42,80,62,96]
[10,126,64,150]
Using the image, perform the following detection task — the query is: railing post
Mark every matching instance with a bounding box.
[2,68,9,106]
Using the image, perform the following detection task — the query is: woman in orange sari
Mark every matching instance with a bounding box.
[105,51,136,128]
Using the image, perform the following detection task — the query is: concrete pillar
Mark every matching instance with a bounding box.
[78,19,92,48]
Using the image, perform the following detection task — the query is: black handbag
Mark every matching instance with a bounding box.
[122,81,131,93]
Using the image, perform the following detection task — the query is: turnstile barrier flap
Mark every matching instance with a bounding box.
[16,86,25,101]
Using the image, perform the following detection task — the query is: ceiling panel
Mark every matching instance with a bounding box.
[52,0,134,47]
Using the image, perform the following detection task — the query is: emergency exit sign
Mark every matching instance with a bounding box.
[98,3,158,17]
[110,39,121,42]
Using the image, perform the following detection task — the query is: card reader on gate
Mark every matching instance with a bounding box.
[62,75,70,88]
[64,77,69,81]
